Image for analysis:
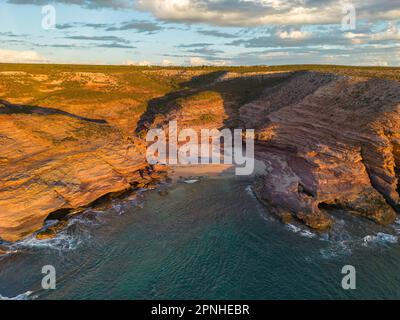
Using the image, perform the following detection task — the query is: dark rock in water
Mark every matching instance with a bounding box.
[158,190,169,197]
[280,212,294,224]
[165,177,173,183]
[36,220,69,240]
[83,211,100,222]
[36,230,57,240]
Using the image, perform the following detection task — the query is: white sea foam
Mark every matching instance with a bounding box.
[245,185,256,198]
[300,230,316,238]
[0,291,32,300]
[185,179,199,184]
[393,219,400,234]
[13,232,84,252]
[285,223,317,238]
[320,241,352,259]
[0,249,19,256]
[112,204,123,215]
[363,233,398,246]
[286,224,301,233]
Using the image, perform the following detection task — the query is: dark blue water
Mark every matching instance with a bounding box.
[1,175,400,300]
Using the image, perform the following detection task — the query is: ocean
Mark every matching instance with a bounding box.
[1,173,400,300]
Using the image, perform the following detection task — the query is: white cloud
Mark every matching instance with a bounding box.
[259,51,290,58]
[125,59,136,65]
[161,59,175,66]
[345,23,400,44]
[125,59,152,66]
[188,56,229,66]
[277,29,311,40]
[138,60,152,66]
[137,0,400,27]
[0,49,47,63]
[371,23,400,41]
[8,0,400,27]
[136,0,338,26]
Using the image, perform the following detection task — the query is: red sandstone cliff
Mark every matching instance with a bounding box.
[240,72,400,229]
[1,67,400,242]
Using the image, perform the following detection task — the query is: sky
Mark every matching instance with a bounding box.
[0,0,399,66]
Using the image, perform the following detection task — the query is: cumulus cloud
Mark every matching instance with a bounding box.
[7,0,134,10]
[189,56,229,66]
[345,23,400,44]
[5,0,400,66]
[8,0,400,27]
[125,59,152,66]
[0,49,47,63]
[161,59,175,66]
[277,29,311,40]
[125,59,176,66]
[228,28,348,48]
[136,0,400,27]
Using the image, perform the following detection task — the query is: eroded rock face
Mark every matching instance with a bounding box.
[241,72,400,229]
[1,68,400,241]
[0,100,148,242]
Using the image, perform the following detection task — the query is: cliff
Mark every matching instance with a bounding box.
[135,69,400,231]
[0,100,151,242]
[240,72,400,229]
[1,65,400,241]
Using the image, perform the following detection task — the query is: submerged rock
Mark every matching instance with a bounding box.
[158,189,169,196]
[36,220,69,240]
[280,212,294,225]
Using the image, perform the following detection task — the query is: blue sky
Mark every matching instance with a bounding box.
[0,0,399,66]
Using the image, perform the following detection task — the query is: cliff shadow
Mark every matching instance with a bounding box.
[135,70,296,136]
[0,99,107,124]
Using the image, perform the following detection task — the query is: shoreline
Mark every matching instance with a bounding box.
[0,162,243,248]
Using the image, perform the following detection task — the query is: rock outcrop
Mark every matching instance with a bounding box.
[240,72,400,229]
[0,100,149,242]
[1,66,400,241]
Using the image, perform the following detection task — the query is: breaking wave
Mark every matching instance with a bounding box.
[13,232,84,252]
[320,241,353,259]
[285,224,317,238]
[363,233,398,246]
[245,185,256,198]
[0,291,33,300]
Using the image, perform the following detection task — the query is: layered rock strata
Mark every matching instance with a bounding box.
[0,100,149,242]
[240,72,400,229]
[2,69,400,241]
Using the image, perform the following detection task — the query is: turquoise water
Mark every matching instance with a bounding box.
[1,175,400,300]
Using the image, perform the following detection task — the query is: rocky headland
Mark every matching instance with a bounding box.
[241,72,400,229]
[1,64,400,242]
